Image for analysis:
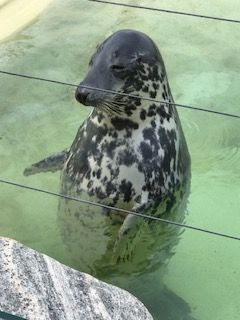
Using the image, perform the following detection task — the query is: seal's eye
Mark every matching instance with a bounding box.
[111,65,126,71]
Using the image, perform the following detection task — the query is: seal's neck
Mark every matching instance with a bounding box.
[88,62,177,130]
[89,98,176,133]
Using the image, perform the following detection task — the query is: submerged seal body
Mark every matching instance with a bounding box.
[25,29,190,278]
[59,29,191,276]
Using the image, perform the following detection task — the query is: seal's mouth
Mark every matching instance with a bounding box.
[75,86,126,116]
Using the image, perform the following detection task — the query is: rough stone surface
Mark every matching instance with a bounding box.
[0,237,153,320]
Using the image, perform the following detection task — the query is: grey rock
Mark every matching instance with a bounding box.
[0,237,153,320]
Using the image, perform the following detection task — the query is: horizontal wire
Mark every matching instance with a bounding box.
[0,311,26,320]
[0,178,240,242]
[0,70,240,119]
[88,0,240,24]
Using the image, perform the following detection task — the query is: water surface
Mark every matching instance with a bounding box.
[0,1,239,319]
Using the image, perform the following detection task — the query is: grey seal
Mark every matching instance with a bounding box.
[25,29,191,278]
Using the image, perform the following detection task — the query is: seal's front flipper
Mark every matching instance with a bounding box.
[24,149,69,176]
[112,194,155,263]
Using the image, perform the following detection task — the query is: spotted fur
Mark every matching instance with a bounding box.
[59,30,191,277]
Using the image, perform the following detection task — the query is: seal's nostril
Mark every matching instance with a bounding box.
[75,89,90,105]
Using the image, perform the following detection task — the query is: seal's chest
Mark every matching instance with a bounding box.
[65,113,182,202]
[79,133,148,201]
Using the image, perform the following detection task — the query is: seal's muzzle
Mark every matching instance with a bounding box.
[75,86,92,106]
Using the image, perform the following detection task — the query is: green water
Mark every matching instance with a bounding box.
[0,1,240,319]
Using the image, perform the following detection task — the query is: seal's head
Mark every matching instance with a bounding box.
[75,29,171,118]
